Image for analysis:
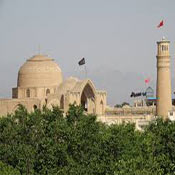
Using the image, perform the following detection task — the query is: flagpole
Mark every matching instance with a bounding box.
[78,57,87,78]
[84,65,87,78]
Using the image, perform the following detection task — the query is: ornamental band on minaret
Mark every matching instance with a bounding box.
[156,37,172,119]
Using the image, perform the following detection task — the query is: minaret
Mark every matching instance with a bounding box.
[156,37,172,119]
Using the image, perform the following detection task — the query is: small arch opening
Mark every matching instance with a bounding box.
[46,89,50,96]
[60,95,64,109]
[26,89,30,98]
[100,100,104,115]
[161,45,168,52]
[162,45,164,51]
[33,105,37,110]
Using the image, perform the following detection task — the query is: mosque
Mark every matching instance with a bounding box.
[0,37,174,130]
[0,54,107,116]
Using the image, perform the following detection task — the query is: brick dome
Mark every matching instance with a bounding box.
[17,55,63,88]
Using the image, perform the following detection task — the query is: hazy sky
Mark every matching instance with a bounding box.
[0,0,175,105]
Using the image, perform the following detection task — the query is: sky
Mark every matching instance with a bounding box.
[0,0,175,105]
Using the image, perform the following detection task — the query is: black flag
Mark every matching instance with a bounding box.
[78,58,85,66]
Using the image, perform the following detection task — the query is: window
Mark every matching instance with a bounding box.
[26,89,30,98]
[33,105,37,110]
[60,95,64,109]
[162,45,164,51]
[46,89,50,96]
[162,45,168,51]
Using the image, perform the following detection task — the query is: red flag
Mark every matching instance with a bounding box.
[144,78,150,84]
[157,20,164,28]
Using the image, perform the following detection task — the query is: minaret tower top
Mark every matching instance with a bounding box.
[157,37,170,57]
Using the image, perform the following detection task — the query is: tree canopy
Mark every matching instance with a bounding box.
[0,104,175,174]
[114,102,130,108]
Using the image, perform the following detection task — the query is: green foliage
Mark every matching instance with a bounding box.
[121,102,130,107]
[0,105,175,174]
[114,104,122,108]
[0,161,20,175]
[114,102,130,108]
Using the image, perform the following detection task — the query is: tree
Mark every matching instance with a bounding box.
[114,102,130,108]
[1,105,175,174]
[0,161,20,175]
[121,102,130,107]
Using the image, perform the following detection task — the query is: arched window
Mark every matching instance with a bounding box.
[33,105,37,110]
[60,95,64,109]
[100,100,104,115]
[26,89,30,98]
[80,83,95,113]
[162,45,168,51]
[46,89,50,96]
[162,45,164,51]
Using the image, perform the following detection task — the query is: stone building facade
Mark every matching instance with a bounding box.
[0,54,107,116]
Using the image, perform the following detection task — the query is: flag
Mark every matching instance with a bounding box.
[78,58,85,66]
[130,92,135,97]
[144,78,150,84]
[157,20,164,28]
